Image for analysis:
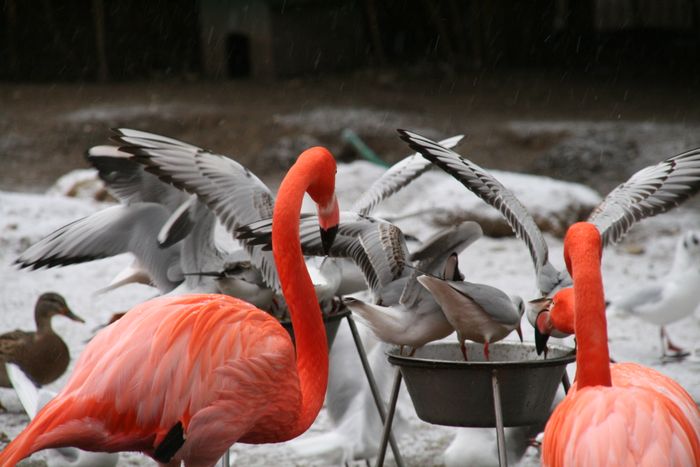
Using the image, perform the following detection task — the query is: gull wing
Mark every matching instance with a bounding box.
[237,212,408,293]
[588,148,700,247]
[15,203,183,292]
[352,135,464,216]
[398,129,568,295]
[112,128,279,290]
[400,221,483,309]
[87,144,187,210]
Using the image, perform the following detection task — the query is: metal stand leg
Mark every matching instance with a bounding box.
[491,370,507,467]
[376,368,403,467]
[561,370,571,394]
[346,315,405,467]
[220,449,230,467]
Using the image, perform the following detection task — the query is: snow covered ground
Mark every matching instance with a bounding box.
[1,159,699,466]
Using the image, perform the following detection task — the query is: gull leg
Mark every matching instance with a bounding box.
[662,326,689,359]
[457,332,468,361]
[460,341,468,361]
[484,342,490,361]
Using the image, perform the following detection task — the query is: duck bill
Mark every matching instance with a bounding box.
[535,326,550,358]
[64,308,86,324]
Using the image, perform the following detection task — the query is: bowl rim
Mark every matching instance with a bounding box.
[387,341,576,369]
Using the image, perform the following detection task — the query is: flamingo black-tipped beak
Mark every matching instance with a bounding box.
[320,225,338,255]
[535,326,550,357]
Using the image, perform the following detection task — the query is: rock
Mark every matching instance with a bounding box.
[46,169,111,201]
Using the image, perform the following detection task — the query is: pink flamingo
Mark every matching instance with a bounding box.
[541,222,700,466]
[0,147,340,467]
[534,284,700,441]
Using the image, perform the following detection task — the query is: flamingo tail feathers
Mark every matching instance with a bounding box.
[0,396,153,466]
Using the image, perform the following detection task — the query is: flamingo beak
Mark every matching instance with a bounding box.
[320,225,338,255]
[317,195,339,255]
[515,323,523,343]
[535,326,550,358]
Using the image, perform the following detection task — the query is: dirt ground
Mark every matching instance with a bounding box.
[3,68,700,195]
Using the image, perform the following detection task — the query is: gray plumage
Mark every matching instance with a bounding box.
[15,204,184,292]
[351,135,464,216]
[112,128,280,291]
[588,148,700,247]
[417,253,525,359]
[399,129,700,301]
[398,129,569,296]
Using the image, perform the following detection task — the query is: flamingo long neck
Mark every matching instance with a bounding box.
[564,222,611,388]
[272,150,331,437]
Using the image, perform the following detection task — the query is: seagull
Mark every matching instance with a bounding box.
[15,202,186,292]
[15,145,195,293]
[398,129,700,354]
[608,230,700,358]
[417,253,525,360]
[5,362,119,467]
[240,215,485,350]
[15,142,278,311]
[120,128,475,350]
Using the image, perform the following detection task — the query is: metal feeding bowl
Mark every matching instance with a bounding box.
[281,308,349,348]
[388,341,575,427]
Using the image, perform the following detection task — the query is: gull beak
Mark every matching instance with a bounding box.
[182,271,223,277]
[528,297,552,314]
[320,225,338,255]
[515,323,523,343]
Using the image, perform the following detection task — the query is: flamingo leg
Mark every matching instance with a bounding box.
[408,347,416,357]
[483,342,490,361]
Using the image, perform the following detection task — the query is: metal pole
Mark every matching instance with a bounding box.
[561,370,571,394]
[376,367,403,467]
[220,449,230,467]
[491,370,507,467]
[345,315,405,467]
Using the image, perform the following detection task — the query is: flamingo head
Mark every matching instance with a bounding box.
[529,287,576,357]
[301,147,340,255]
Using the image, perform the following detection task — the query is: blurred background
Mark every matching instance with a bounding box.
[2,0,700,193]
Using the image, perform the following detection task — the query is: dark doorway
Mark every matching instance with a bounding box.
[227,33,251,78]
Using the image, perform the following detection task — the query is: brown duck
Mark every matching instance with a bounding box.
[0,292,84,388]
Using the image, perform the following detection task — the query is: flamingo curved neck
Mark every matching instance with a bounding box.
[564,222,611,389]
[272,149,332,437]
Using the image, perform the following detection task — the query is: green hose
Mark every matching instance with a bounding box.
[342,128,390,168]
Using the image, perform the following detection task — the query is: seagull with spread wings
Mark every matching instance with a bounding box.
[398,128,700,356]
